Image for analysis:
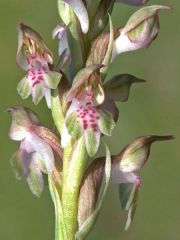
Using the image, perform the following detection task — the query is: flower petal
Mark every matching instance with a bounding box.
[26,133,55,173]
[84,128,100,157]
[43,71,62,89]
[63,0,89,33]
[32,83,44,105]
[27,159,44,197]
[118,182,140,230]
[66,111,83,140]
[17,76,32,99]
[97,110,115,136]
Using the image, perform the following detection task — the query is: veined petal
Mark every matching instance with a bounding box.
[84,128,100,157]
[26,132,55,173]
[17,75,31,99]
[63,0,89,33]
[43,71,62,89]
[97,110,115,136]
[66,111,83,140]
[27,159,44,197]
[32,83,44,105]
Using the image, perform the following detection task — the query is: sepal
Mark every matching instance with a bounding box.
[112,135,174,172]
[118,182,140,230]
[113,5,171,58]
[104,74,145,102]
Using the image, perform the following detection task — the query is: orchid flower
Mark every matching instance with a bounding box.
[16,23,62,108]
[112,5,171,59]
[77,135,174,236]
[8,106,62,197]
[61,65,115,157]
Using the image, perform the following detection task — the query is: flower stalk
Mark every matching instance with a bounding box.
[7,1,173,240]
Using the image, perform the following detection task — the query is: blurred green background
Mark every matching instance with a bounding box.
[0,0,179,239]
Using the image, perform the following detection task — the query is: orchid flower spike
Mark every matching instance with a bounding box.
[16,23,62,107]
[8,106,62,197]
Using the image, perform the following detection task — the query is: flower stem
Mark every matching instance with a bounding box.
[48,174,67,240]
[62,138,88,240]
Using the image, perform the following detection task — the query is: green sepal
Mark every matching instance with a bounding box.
[98,110,115,136]
[75,144,111,240]
[32,84,44,105]
[104,74,145,102]
[66,112,83,140]
[10,151,24,180]
[122,5,171,35]
[114,135,174,173]
[17,76,31,99]
[118,183,139,230]
[26,161,44,197]
[84,128,100,157]
[43,71,62,89]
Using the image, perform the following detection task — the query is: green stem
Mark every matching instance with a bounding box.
[48,174,67,240]
[62,138,88,240]
[51,89,64,135]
